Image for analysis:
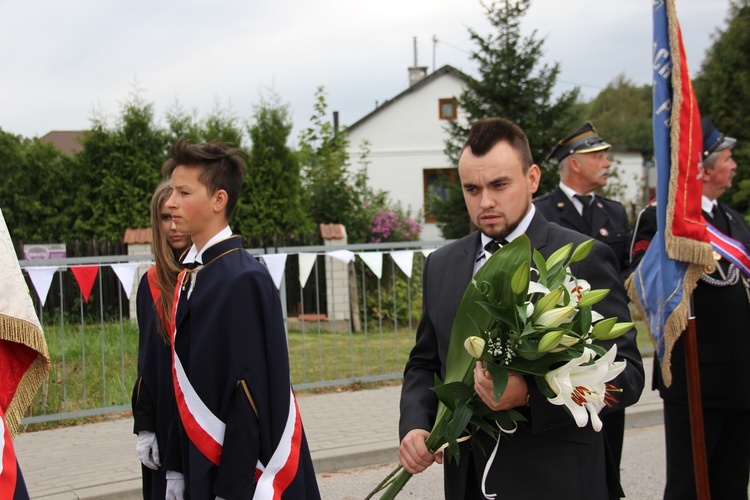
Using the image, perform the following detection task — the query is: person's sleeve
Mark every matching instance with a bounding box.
[131,377,155,433]
[629,206,657,271]
[399,254,441,440]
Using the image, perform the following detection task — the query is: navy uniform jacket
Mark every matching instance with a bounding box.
[400,211,644,500]
[131,269,175,500]
[535,187,632,280]
[166,237,320,499]
[630,202,750,408]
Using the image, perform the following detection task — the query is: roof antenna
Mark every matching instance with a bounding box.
[432,35,438,72]
[413,36,418,67]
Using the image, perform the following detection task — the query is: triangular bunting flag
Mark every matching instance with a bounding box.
[110,263,140,300]
[261,254,288,290]
[421,248,436,258]
[298,253,318,288]
[390,250,415,279]
[358,252,383,280]
[25,266,59,307]
[326,249,355,264]
[70,266,99,303]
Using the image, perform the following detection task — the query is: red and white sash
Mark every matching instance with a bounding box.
[706,221,750,278]
[170,269,305,497]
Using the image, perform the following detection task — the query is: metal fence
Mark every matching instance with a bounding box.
[19,240,451,424]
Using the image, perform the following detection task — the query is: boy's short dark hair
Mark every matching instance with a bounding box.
[462,118,534,172]
[162,139,247,218]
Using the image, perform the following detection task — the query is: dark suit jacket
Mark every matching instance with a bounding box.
[535,187,632,280]
[630,202,750,409]
[400,211,644,500]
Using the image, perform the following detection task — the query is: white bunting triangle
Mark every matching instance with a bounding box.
[390,250,415,279]
[110,263,140,300]
[261,254,287,290]
[326,249,355,264]
[26,266,59,306]
[421,248,437,258]
[298,253,318,288]
[358,252,383,280]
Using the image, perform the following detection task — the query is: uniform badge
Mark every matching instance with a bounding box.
[599,228,609,237]
[596,202,604,209]
[557,202,564,208]
[713,250,722,261]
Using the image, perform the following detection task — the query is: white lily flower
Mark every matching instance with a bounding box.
[562,276,591,306]
[527,281,550,296]
[525,301,534,317]
[464,336,485,359]
[591,310,605,323]
[545,345,627,431]
[535,306,576,328]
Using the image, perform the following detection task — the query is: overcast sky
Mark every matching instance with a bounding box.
[0,0,733,142]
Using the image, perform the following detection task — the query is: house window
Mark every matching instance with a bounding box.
[423,168,458,222]
[439,98,458,120]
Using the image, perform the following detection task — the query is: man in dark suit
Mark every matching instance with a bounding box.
[630,118,750,499]
[398,118,644,499]
[534,122,632,477]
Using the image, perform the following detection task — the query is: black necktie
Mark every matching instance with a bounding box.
[574,194,593,229]
[484,239,509,255]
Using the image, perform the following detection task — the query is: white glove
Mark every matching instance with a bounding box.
[165,470,185,500]
[136,431,160,470]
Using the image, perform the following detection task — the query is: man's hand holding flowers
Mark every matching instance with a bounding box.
[473,365,528,411]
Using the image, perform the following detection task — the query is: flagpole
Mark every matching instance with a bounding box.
[684,308,710,499]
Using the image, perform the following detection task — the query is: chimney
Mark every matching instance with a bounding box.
[408,36,428,86]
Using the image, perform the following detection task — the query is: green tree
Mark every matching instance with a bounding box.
[235,91,311,239]
[694,0,750,213]
[71,90,170,240]
[298,87,383,243]
[0,129,74,244]
[434,0,581,238]
[587,75,652,152]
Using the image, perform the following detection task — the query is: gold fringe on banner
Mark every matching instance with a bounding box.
[0,314,50,436]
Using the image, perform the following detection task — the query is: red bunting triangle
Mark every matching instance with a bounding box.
[71,265,99,303]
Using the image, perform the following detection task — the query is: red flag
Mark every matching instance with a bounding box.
[71,265,100,303]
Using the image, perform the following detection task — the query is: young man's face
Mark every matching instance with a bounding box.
[166,165,216,246]
[458,140,540,240]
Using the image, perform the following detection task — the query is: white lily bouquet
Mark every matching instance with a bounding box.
[366,235,632,500]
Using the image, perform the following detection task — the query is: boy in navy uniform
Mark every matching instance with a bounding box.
[162,140,320,499]
[534,122,632,479]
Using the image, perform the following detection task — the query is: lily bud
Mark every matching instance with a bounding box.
[538,330,564,352]
[570,239,594,263]
[464,336,485,359]
[536,306,576,328]
[576,289,610,308]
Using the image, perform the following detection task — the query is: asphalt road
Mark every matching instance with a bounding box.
[319,424,669,499]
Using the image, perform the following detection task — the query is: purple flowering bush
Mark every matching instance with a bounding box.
[369,208,421,243]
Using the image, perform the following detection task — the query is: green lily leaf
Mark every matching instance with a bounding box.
[532,249,548,286]
[431,381,474,403]
[487,362,509,403]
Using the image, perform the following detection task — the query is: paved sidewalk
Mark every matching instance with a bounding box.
[14,361,660,499]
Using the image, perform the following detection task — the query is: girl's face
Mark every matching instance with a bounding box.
[159,201,190,252]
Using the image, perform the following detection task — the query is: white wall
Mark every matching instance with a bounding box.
[347,72,467,242]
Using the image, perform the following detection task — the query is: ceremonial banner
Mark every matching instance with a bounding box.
[0,209,50,497]
[626,0,713,385]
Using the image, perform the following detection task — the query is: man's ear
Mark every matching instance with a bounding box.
[568,155,581,173]
[528,164,541,194]
[213,189,229,213]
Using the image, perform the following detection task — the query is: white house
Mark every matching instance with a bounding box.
[346,65,469,242]
[345,65,651,240]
